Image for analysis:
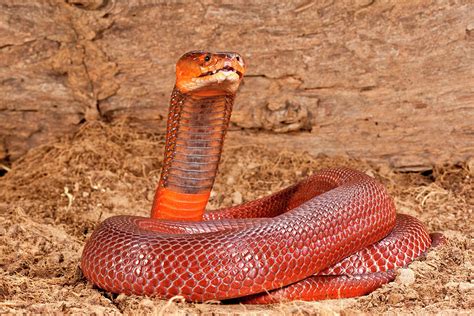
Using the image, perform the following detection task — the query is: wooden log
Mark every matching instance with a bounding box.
[1,1,473,170]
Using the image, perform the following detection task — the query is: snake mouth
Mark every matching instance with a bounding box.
[199,66,243,79]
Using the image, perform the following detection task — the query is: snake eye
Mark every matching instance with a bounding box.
[204,55,211,62]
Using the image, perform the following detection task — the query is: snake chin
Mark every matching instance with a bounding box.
[181,70,242,94]
[199,66,243,78]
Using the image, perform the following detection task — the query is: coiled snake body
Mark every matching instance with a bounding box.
[81,51,437,303]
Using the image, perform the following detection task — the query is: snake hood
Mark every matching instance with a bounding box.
[175,50,246,95]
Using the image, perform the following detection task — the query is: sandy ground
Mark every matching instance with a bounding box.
[0,122,472,315]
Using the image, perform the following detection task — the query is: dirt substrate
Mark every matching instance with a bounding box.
[0,122,472,315]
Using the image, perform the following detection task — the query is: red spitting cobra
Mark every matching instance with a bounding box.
[81,51,442,303]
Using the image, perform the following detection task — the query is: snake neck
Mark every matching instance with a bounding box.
[151,87,235,221]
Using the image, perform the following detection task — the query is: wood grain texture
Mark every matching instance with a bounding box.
[1,0,473,169]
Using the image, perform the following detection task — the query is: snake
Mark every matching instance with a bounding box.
[81,51,441,303]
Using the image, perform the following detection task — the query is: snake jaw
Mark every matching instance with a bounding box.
[177,73,241,94]
[199,66,243,79]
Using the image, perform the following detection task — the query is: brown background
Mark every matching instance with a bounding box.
[1,2,473,314]
[1,0,473,170]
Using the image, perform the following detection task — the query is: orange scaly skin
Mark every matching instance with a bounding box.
[81,51,441,303]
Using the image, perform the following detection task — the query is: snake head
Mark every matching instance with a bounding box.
[175,50,246,95]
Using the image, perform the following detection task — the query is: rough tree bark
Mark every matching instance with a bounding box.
[1,0,473,170]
